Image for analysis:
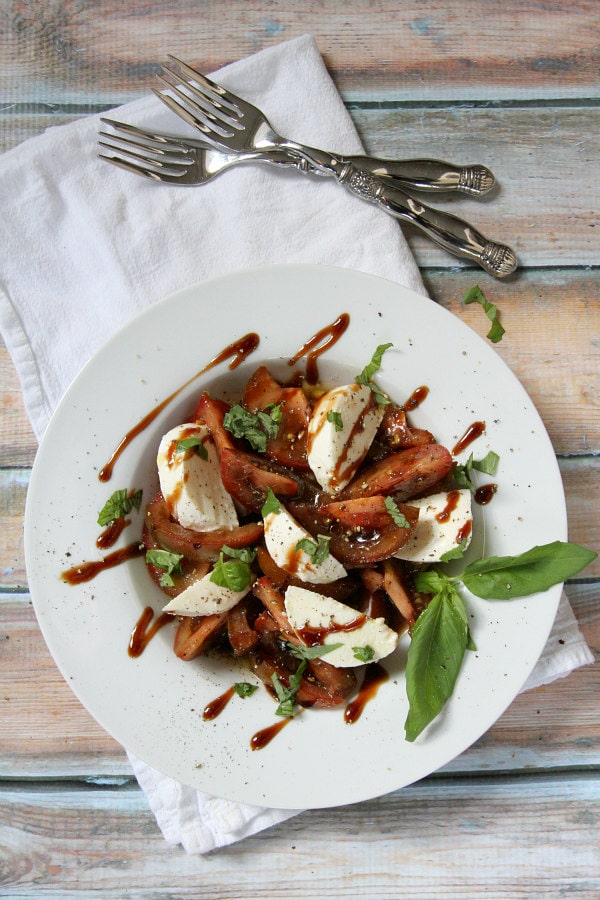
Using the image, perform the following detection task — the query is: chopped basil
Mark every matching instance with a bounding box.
[223,403,281,452]
[234,682,259,698]
[327,410,344,431]
[353,645,375,663]
[97,488,143,527]
[175,436,208,459]
[261,487,281,517]
[440,538,469,562]
[294,534,331,566]
[463,285,505,343]
[384,496,411,528]
[272,661,306,717]
[209,548,254,592]
[405,540,597,741]
[454,450,500,493]
[145,548,184,587]
[287,642,343,661]
[355,343,393,405]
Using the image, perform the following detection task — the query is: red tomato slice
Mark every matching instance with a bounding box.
[193,393,236,456]
[220,447,300,513]
[319,495,418,531]
[243,365,311,470]
[341,444,452,501]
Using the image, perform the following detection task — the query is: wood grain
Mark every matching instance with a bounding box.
[0,774,598,897]
[2,1,600,102]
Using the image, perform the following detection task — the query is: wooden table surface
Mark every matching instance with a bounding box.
[1,2,598,896]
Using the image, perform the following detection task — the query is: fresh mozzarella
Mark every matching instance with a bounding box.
[284,585,398,668]
[162,570,250,616]
[307,383,384,494]
[263,504,347,584]
[157,423,238,531]
[394,489,473,563]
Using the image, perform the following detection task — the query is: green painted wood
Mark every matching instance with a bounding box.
[0,773,598,897]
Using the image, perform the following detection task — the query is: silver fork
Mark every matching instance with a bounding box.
[157,57,494,198]
[98,117,312,184]
[154,56,516,277]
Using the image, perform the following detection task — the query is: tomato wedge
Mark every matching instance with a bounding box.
[220,446,300,513]
[341,444,452,501]
[379,404,435,449]
[319,495,418,531]
[289,501,419,567]
[193,393,236,456]
[243,365,311,470]
[145,493,263,562]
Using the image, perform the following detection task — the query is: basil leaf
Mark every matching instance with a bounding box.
[355,343,393,405]
[261,487,281,517]
[384,496,411,528]
[404,583,469,741]
[414,569,450,595]
[463,285,505,343]
[327,410,344,432]
[294,534,331,566]
[459,540,598,600]
[272,659,307,717]
[220,545,257,564]
[353,645,375,663]
[175,436,208,459]
[234,682,258,698]
[257,408,281,440]
[222,405,268,452]
[98,488,143,526]
[210,554,253,592]
[454,451,500,492]
[145,549,184,587]
[440,539,469,563]
[287,642,343,660]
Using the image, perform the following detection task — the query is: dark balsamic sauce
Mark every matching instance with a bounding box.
[62,542,145,584]
[452,421,486,457]
[250,717,291,751]
[128,606,172,657]
[344,662,389,724]
[99,333,260,482]
[203,686,236,721]
[288,313,350,384]
[404,385,429,411]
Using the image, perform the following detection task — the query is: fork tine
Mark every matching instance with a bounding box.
[100,117,191,152]
[98,153,172,182]
[155,71,240,136]
[98,139,192,175]
[165,55,243,116]
[158,67,241,130]
[98,128,194,161]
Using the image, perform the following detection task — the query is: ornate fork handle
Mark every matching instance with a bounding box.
[342,165,516,277]
[342,156,494,195]
[288,148,515,278]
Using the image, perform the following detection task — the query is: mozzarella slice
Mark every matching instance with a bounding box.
[162,571,250,616]
[307,383,384,494]
[157,423,238,531]
[264,504,347,584]
[394,489,473,563]
[284,585,398,668]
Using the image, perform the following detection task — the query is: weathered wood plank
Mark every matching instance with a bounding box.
[0,774,598,898]
[0,582,597,779]
[2,0,599,103]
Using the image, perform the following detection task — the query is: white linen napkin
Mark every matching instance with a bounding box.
[0,34,592,855]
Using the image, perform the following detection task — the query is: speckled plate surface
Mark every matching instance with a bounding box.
[24,264,565,809]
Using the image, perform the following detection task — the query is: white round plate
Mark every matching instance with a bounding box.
[25,264,565,809]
